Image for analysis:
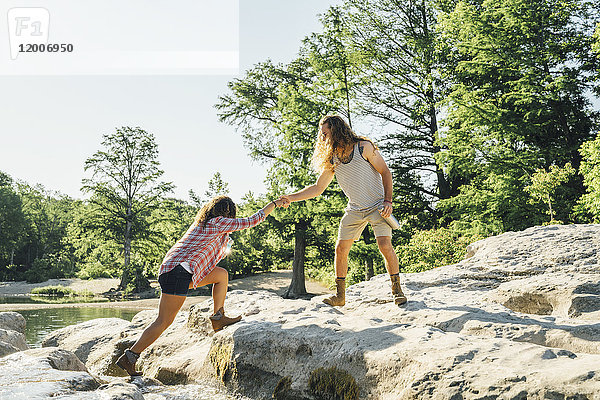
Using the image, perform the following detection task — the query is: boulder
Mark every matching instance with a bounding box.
[96,382,144,400]
[0,312,28,358]
[0,312,26,334]
[40,224,600,399]
[0,347,99,398]
[0,327,28,356]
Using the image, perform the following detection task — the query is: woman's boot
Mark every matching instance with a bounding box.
[323,278,346,306]
[116,349,142,376]
[210,307,242,332]
[390,274,407,305]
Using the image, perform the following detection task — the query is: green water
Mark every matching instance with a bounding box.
[16,307,140,347]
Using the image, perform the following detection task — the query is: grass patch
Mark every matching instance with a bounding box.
[30,285,95,298]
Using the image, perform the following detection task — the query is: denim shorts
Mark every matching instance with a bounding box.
[158,265,193,296]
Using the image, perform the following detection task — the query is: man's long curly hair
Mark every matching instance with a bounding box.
[310,115,377,173]
[194,196,236,228]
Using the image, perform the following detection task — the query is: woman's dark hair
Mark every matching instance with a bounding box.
[194,196,236,228]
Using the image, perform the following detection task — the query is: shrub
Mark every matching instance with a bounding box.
[397,227,485,273]
[30,285,76,297]
[76,260,113,280]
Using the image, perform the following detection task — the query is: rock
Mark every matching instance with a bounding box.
[39,224,600,399]
[0,312,28,358]
[97,382,144,400]
[0,328,28,354]
[0,312,26,334]
[42,317,130,364]
[0,347,99,398]
[0,341,21,358]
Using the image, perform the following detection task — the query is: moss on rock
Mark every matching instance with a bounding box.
[308,366,359,400]
[208,341,235,383]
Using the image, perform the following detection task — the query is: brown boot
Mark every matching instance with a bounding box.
[116,349,142,376]
[391,275,407,305]
[323,278,346,306]
[210,307,242,332]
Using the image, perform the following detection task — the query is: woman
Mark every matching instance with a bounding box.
[116,195,283,376]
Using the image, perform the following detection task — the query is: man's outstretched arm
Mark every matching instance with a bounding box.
[280,169,335,206]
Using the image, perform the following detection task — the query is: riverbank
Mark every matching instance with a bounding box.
[0,270,329,312]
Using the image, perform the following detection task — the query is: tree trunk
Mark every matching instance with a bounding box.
[119,216,133,290]
[365,258,374,281]
[361,229,374,281]
[285,220,308,298]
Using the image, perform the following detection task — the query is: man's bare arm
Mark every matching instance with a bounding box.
[280,169,335,205]
[362,141,394,217]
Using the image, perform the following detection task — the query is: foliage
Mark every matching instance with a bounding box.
[189,171,230,206]
[437,0,599,231]
[397,226,485,273]
[524,163,576,222]
[216,53,348,296]
[346,238,385,285]
[82,126,174,290]
[0,173,27,271]
[30,285,78,297]
[343,0,454,220]
[24,255,75,283]
[578,133,600,221]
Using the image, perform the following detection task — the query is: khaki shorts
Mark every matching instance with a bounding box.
[338,208,392,241]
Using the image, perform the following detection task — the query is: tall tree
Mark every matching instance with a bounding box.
[217,58,345,297]
[82,127,174,291]
[189,171,230,207]
[342,0,452,226]
[437,0,599,230]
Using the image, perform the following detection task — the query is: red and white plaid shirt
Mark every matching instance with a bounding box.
[159,210,266,288]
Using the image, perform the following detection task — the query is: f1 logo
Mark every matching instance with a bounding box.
[7,8,50,60]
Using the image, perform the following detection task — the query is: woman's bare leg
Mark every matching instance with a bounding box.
[130,293,186,354]
[195,267,229,313]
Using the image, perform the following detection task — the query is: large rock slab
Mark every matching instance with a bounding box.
[40,224,600,399]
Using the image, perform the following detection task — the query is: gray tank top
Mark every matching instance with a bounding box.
[334,142,385,211]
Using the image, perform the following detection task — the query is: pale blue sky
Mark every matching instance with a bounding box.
[0,0,341,202]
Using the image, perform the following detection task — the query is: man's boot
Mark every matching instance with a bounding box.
[323,278,346,306]
[391,274,407,305]
[210,307,242,332]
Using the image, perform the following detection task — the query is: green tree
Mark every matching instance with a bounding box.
[82,126,174,291]
[217,58,347,297]
[342,0,453,225]
[579,134,600,222]
[189,171,230,207]
[0,172,27,278]
[14,183,75,282]
[437,0,599,230]
[524,163,576,222]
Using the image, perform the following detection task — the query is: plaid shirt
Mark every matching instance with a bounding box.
[159,210,266,288]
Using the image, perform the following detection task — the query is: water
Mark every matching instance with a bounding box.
[0,295,109,304]
[16,307,140,347]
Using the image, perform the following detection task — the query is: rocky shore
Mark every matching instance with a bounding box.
[1,224,600,399]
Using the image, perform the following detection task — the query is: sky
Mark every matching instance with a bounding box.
[0,0,341,202]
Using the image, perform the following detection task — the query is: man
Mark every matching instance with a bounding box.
[279,115,407,306]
